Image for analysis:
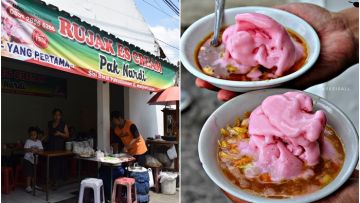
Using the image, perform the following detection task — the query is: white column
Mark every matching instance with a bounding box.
[125,88,161,139]
[97,81,110,152]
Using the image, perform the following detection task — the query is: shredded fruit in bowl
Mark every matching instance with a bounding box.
[217,110,344,199]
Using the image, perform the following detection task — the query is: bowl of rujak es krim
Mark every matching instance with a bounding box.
[198,89,358,203]
[180,7,320,92]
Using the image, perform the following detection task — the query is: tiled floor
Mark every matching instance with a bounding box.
[149,190,179,203]
[1,183,78,203]
[1,185,179,203]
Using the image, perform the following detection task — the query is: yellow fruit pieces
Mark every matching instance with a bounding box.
[233,156,252,167]
[220,128,229,137]
[226,65,238,73]
[218,140,228,148]
[234,117,242,127]
[219,151,232,160]
[202,65,214,76]
[319,174,332,185]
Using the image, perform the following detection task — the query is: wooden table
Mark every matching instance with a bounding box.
[36,150,75,201]
[75,155,135,201]
[146,139,179,193]
[147,140,178,145]
[146,139,179,171]
[34,151,135,201]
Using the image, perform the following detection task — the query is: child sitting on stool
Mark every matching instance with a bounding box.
[23,127,43,193]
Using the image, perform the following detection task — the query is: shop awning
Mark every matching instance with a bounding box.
[147,86,179,106]
[1,0,177,92]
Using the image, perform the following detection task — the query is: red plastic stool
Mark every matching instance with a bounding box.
[1,167,15,194]
[15,165,26,186]
[112,177,137,203]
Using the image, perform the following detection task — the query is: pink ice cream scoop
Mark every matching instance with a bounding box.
[241,92,326,181]
[221,13,304,77]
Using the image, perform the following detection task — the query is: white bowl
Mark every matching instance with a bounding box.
[198,89,358,203]
[180,7,320,92]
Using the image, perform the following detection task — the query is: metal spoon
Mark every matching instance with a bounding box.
[211,0,225,47]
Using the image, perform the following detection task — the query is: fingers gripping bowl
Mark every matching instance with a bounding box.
[180,7,320,92]
[198,89,358,203]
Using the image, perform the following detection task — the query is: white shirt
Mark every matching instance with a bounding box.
[24,139,43,164]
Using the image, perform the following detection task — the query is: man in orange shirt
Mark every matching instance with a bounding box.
[110,111,148,166]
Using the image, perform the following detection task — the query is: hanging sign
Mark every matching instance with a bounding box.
[1,0,177,91]
[2,68,67,98]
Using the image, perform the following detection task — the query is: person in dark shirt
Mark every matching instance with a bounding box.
[46,108,69,187]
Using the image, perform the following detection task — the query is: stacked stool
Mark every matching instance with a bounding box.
[112,177,137,203]
[78,178,105,203]
[1,167,15,194]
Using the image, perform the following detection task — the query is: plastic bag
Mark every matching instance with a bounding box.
[159,172,178,183]
[154,153,171,167]
[95,150,104,159]
[148,168,154,188]
[145,155,162,167]
[167,145,177,160]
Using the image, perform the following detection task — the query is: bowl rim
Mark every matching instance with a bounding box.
[180,6,320,88]
[198,88,359,203]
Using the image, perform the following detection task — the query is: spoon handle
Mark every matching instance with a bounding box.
[211,0,225,46]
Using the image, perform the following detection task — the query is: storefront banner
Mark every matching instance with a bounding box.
[2,68,67,97]
[1,0,177,91]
